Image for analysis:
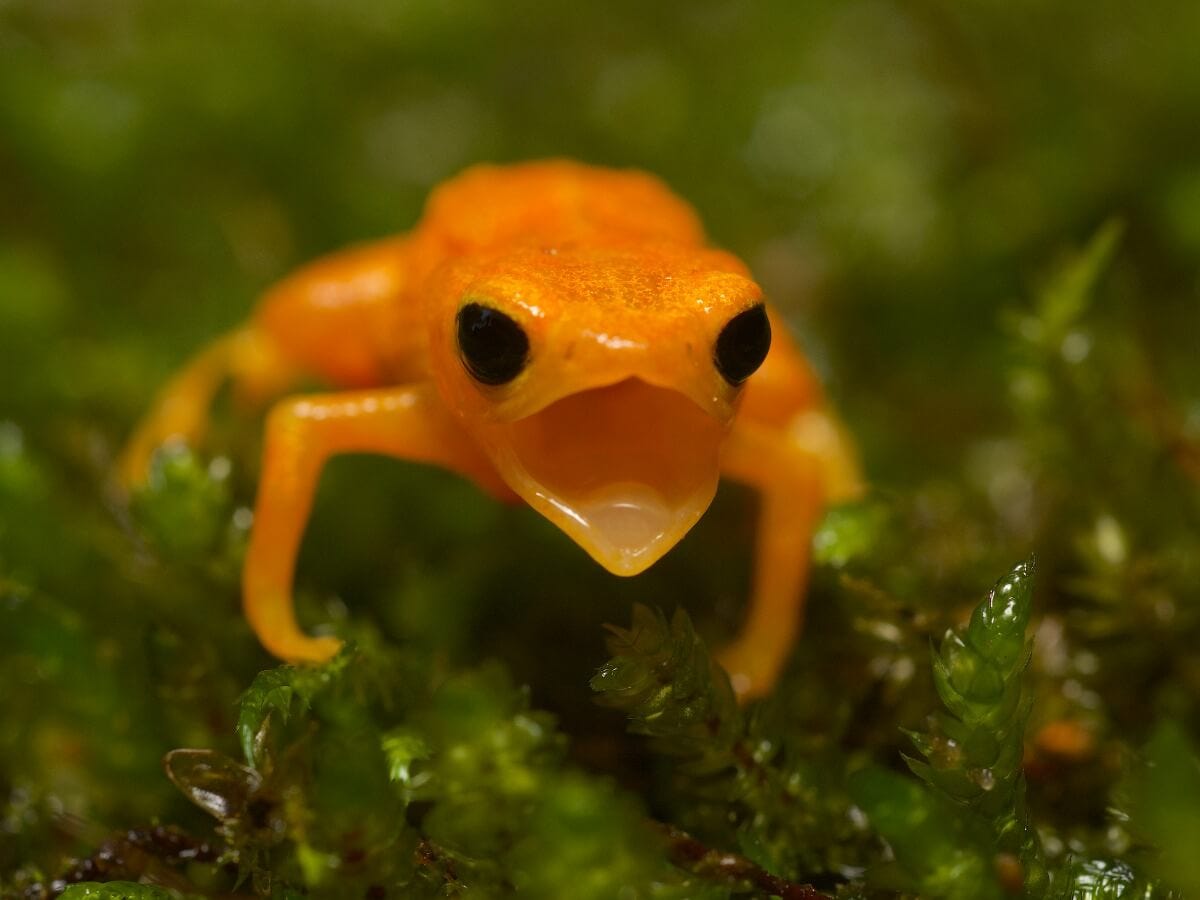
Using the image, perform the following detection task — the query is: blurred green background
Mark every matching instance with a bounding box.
[3,0,1199,474]
[2,1,1200,897]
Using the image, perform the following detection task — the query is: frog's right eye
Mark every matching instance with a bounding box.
[714,304,771,386]
[456,302,530,385]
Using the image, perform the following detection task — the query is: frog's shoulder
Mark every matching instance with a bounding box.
[416,160,706,253]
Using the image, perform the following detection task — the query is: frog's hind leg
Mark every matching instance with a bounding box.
[118,234,413,489]
[117,326,297,489]
[718,408,861,700]
[716,315,862,701]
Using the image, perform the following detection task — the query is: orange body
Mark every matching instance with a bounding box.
[122,161,859,699]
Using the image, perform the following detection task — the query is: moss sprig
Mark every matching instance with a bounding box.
[849,561,1046,898]
[909,559,1046,893]
[1045,858,1179,900]
[592,604,863,884]
[236,648,353,767]
[591,605,742,766]
[57,884,179,900]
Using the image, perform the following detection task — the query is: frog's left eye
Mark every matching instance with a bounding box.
[457,302,530,385]
[714,304,771,386]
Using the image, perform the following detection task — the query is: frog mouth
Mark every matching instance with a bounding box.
[494,378,726,575]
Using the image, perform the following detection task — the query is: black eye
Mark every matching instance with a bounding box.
[456,302,530,385]
[714,305,771,386]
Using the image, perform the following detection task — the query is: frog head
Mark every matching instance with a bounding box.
[428,242,771,575]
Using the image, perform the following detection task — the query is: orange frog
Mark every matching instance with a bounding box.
[120,160,859,699]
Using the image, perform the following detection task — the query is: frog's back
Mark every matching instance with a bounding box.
[253,162,709,391]
[415,160,707,256]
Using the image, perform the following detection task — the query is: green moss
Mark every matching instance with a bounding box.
[1046,859,1178,900]
[849,767,1001,900]
[1125,725,1200,896]
[58,885,179,900]
[235,650,353,766]
[848,561,1042,898]
[130,446,238,564]
[908,561,1045,890]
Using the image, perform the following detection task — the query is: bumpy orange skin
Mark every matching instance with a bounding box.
[122,160,859,700]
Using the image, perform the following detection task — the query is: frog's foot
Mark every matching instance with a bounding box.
[242,572,343,663]
[717,637,788,703]
[117,327,295,490]
[254,621,342,665]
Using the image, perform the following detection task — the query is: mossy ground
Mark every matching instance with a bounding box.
[2,2,1200,897]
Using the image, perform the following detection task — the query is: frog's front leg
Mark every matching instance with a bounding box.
[718,409,860,700]
[244,384,508,662]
